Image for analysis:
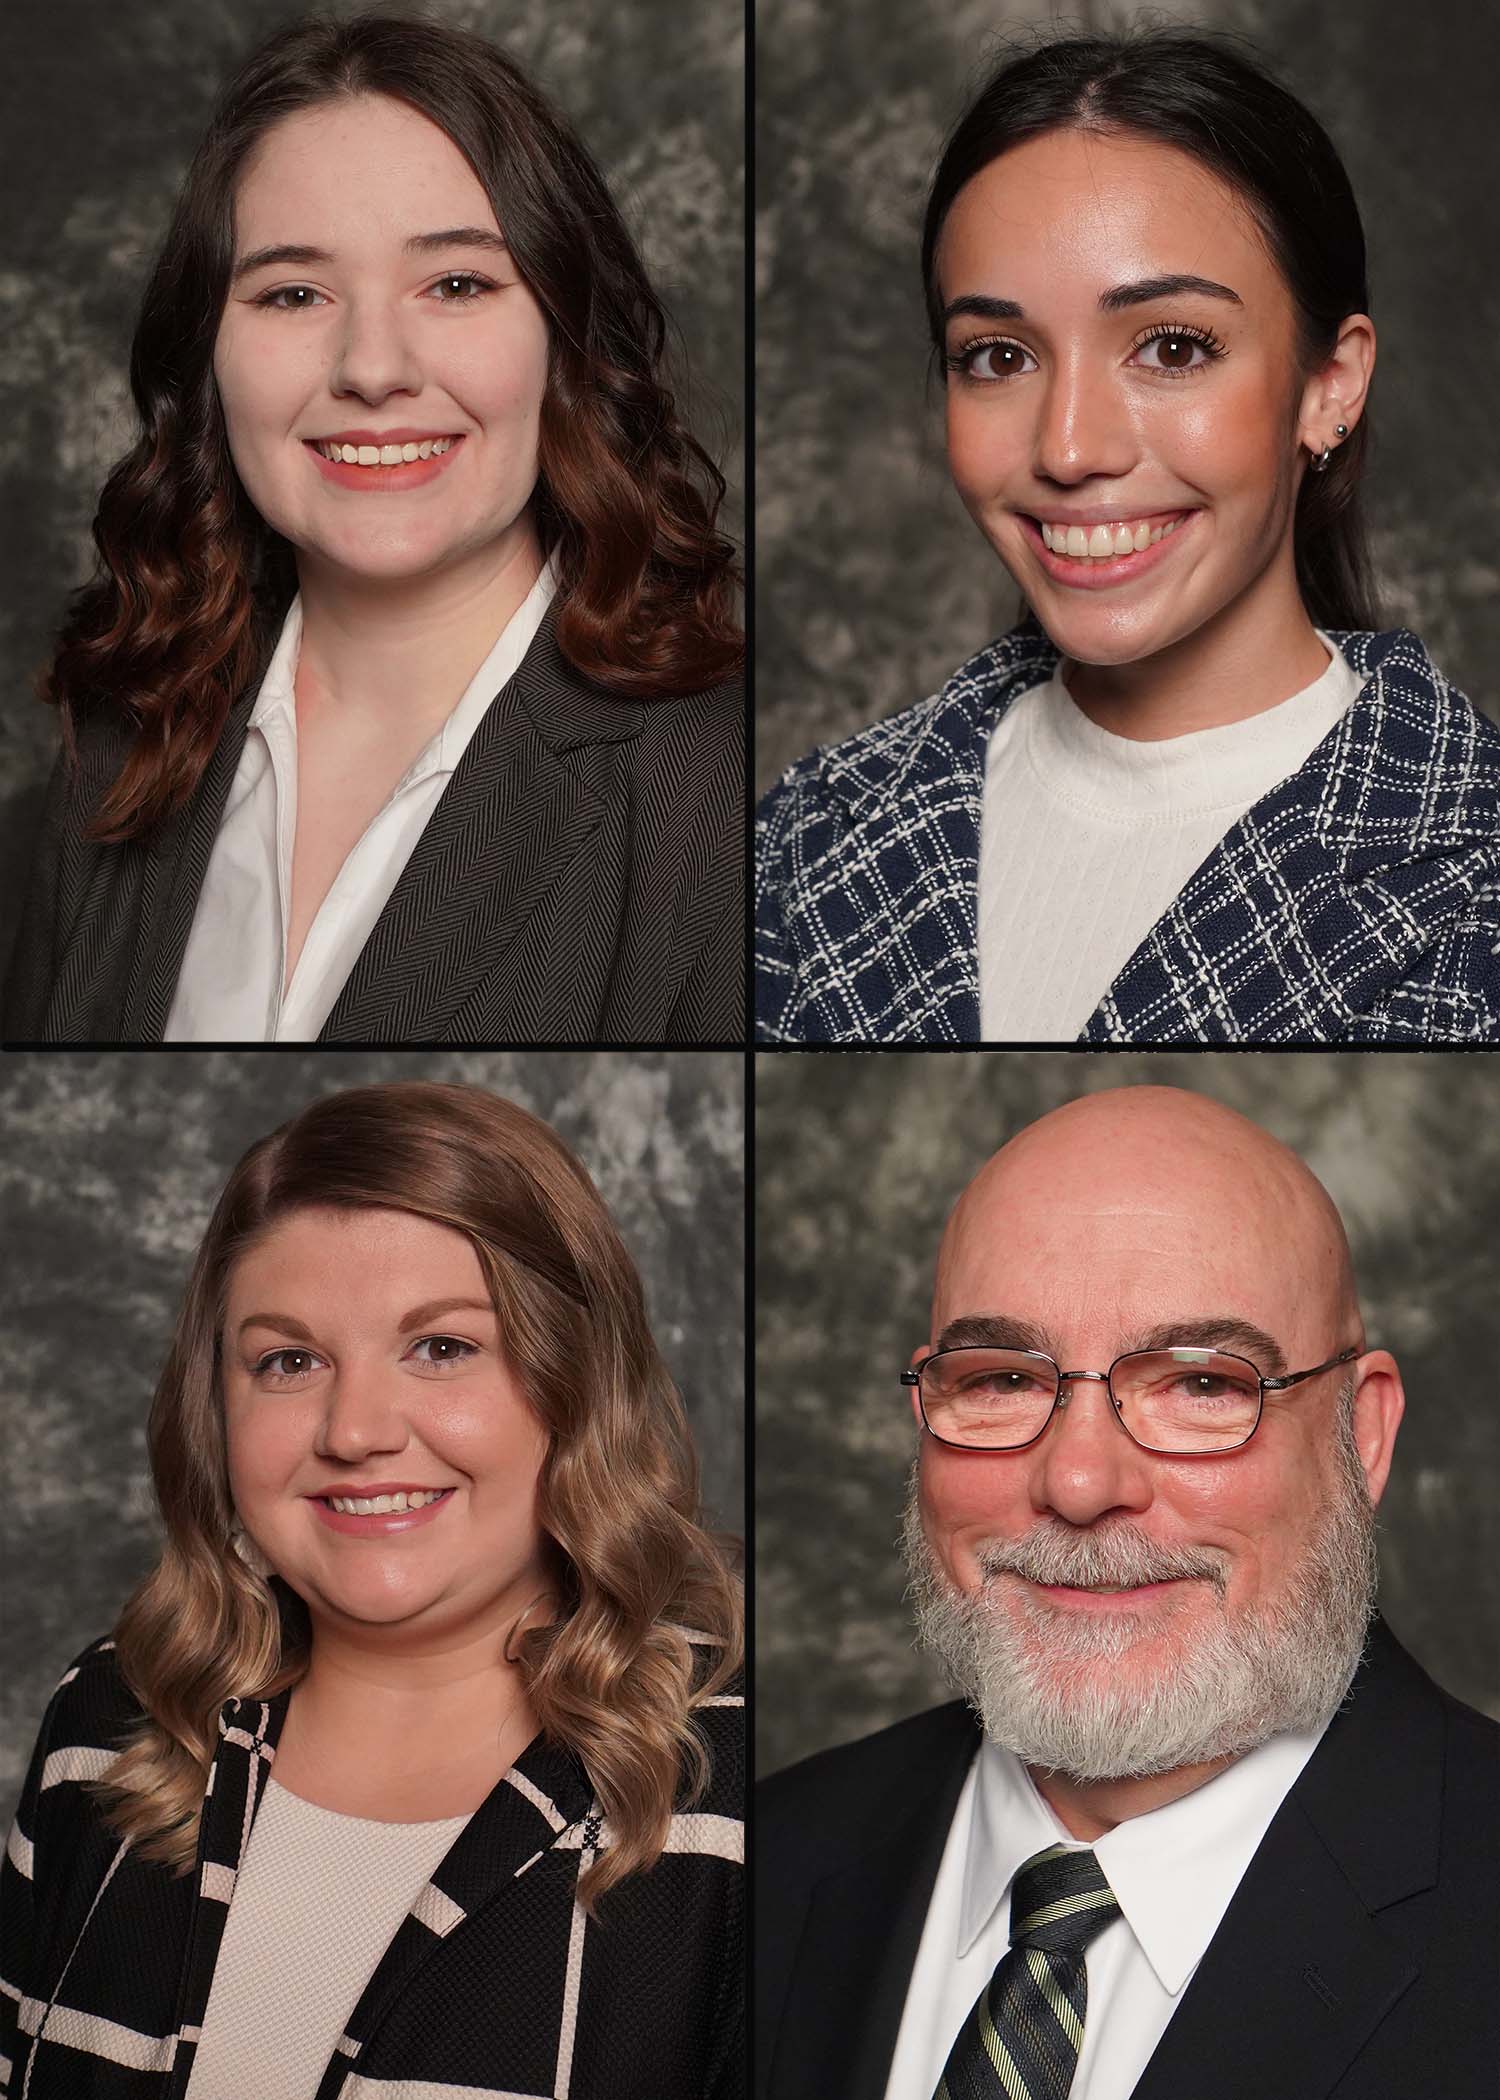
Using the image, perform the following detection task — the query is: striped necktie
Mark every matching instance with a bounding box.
[933,1843,1121,2100]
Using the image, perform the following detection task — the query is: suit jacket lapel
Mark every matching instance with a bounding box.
[119,691,256,1042]
[817,623,1486,1044]
[165,1665,594,2099]
[319,612,643,1042]
[336,1734,594,2056]
[772,1713,977,2100]
[821,631,1058,1041]
[1130,1801,1418,2100]
[1132,1618,1432,2100]
[1081,627,1495,1041]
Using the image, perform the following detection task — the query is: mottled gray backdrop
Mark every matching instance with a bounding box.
[0,0,744,975]
[756,0,1500,791]
[756,1050,1500,1777]
[0,1048,743,1834]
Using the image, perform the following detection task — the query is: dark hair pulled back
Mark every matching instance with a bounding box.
[921,24,1382,632]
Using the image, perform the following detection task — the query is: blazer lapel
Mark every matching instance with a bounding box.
[1082,627,1494,1042]
[164,1675,293,2098]
[820,631,1058,1042]
[164,1665,593,2099]
[119,691,256,1042]
[771,1716,977,2100]
[1130,1801,1417,2100]
[811,622,1487,1044]
[335,1735,594,2061]
[1132,1618,1432,2100]
[319,614,643,1041]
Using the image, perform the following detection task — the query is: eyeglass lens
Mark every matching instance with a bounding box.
[920,1347,1262,1453]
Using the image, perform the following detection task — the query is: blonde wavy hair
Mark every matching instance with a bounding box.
[82,1080,743,1907]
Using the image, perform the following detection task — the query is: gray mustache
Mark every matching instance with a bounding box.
[975,1541,1226,1592]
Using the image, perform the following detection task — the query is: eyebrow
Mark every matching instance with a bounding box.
[231,226,510,286]
[235,1296,495,1344]
[933,1313,1286,1376]
[942,274,1244,328]
[396,1296,496,1335]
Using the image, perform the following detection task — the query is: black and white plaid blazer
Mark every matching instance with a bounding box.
[756,624,1500,1042]
[1,1633,743,2098]
[3,606,744,1045]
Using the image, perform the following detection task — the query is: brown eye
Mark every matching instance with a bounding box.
[255,1348,319,1379]
[1133,324,1224,377]
[947,338,1035,382]
[1156,335,1197,368]
[409,1335,478,1368]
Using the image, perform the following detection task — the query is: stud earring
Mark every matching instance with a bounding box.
[1311,423,1350,475]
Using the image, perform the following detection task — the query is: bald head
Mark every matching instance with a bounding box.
[935,1086,1361,1359]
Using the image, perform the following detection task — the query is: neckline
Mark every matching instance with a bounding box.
[264,1772,476,1829]
[1014,629,1356,820]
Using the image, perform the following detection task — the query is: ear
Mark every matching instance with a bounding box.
[907,1345,931,1429]
[1348,1348,1404,1506]
[1295,312,1376,461]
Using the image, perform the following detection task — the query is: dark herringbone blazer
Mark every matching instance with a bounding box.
[756,625,1500,1043]
[756,1616,1500,2100]
[3,606,744,1044]
[2,1633,744,2098]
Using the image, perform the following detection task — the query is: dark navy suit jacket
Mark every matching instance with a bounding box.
[756,1617,1500,2100]
[756,626,1500,1042]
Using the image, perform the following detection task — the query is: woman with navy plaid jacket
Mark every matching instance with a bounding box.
[1,1082,743,2098]
[756,28,1500,1044]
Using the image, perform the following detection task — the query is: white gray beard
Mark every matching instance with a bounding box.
[899,1393,1380,1782]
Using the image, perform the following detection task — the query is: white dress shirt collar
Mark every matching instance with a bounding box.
[163,553,558,1043]
[247,555,558,790]
[961,1719,1330,1996]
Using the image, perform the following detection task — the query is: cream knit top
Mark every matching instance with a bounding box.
[977,630,1362,1040]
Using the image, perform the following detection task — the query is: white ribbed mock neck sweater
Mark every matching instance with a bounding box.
[977,630,1361,1040]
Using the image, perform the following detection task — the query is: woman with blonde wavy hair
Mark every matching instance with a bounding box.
[0,1080,744,2099]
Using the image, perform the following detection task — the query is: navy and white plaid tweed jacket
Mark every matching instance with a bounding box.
[756,625,1500,1043]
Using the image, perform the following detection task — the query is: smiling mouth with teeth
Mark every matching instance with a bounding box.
[1037,513,1188,560]
[321,1488,453,1514]
[312,436,461,467]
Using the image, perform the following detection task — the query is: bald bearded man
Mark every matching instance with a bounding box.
[756,1087,1500,2100]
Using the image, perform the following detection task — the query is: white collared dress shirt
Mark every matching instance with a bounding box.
[883,1718,1330,2100]
[164,558,558,1042]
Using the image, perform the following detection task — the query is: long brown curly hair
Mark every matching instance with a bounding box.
[45,10,743,844]
[82,1080,743,1908]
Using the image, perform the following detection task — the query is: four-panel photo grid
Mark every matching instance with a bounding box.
[1,2,1497,2096]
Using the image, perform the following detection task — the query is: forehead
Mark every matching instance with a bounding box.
[934,1154,1327,1348]
[225,1205,486,1306]
[936,127,1277,315]
[235,94,496,240]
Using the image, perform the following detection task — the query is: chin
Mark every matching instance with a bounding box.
[1034,599,1203,666]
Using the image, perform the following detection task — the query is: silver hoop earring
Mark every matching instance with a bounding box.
[1311,422,1349,475]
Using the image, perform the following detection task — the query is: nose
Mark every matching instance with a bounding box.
[328,296,424,405]
[315,1365,410,1463]
[1028,1372,1154,1525]
[1031,345,1137,487]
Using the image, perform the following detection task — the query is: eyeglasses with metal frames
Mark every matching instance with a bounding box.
[900,1342,1360,1454]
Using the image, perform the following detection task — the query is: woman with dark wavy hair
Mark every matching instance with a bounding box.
[5,11,744,1045]
[757,25,1500,1045]
[1,1080,744,2097]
